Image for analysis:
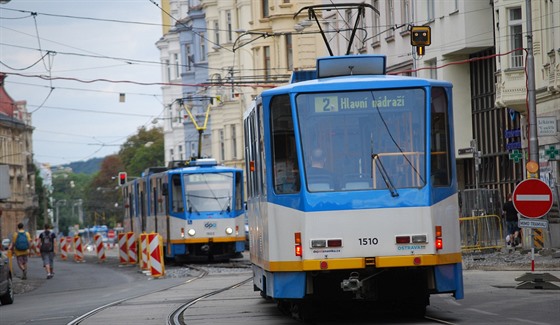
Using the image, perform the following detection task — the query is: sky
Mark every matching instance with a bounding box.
[1,0,167,166]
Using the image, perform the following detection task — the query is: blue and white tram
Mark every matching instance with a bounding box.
[243,55,463,315]
[122,159,246,262]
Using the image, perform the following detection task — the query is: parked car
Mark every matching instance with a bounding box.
[0,250,14,305]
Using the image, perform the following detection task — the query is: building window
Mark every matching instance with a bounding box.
[164,59,171,82]
[509,7,523,68]
[226,10,233,43]
[372,0,380,45]
[427,59,437,80]
[264,46,271,80]
[213,20,220,45]
[285,34,293,70]
[345,9,353,49]
[173,53,180,79]
[386,0,395,39]
[427,0,435,21]
[401,0,411,31]
[219,129,225,161]
[199,33,207,62]
[185,44,192,71]
[262,0,269,18]
[231,124,237,158]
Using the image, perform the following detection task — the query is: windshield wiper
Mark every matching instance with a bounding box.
[372,153,399,197]
[186,197,200,215]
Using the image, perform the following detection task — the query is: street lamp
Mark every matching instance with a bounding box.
[54,200,67,234]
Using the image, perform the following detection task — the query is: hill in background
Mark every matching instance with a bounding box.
[60,157,103,175]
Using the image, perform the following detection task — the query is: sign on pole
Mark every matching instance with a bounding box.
[512,179,553,218]
[518,218,549,229]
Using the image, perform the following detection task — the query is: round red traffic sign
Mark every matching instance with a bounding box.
[107,229,116,238]
[512,179,553,218]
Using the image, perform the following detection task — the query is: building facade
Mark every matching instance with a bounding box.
[0,73,37,240]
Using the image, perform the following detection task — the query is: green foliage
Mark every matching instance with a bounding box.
[119,126,165,177]
[51,171,93,235]
[83,155,124,228]
[48,126,164,234]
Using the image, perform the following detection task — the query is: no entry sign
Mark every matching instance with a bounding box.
[512,179,553,218]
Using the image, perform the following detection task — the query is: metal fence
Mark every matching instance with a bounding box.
[459,214,504,252]
[459,188,502,217]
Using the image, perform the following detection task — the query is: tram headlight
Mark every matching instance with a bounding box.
[187,229,196,236]
[225,227,234,235]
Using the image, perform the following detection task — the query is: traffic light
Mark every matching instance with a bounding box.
[410,26,431,46]
[118,172,127,185]
[411,26,431,56]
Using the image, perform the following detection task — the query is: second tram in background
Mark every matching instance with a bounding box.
[243,54,464,317]
[121,158,246,262]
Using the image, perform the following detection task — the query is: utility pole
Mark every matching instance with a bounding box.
[525,0,539,176]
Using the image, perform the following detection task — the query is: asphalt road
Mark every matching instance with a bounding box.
[1,252,559,325]
[0,252,189,325]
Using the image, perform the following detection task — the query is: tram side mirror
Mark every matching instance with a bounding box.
[162,185,168,196]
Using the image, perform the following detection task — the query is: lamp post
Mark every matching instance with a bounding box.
[54,200,67,234]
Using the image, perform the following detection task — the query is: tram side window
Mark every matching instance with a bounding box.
[171,174,184,212]
[235,171,243,210]
[270,95,300,194]
[430,87,451,186]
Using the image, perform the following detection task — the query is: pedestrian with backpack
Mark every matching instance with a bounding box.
[39,224,57,279]
[9,223,31,280]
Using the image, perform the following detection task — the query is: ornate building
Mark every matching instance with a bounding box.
[0,73,37,240]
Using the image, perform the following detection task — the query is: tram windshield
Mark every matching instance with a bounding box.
[184,172,233,213]
[295,88,426,192]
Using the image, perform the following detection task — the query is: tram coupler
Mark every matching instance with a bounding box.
[341,272,362,295]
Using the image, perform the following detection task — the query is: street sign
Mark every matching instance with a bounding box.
[512,179,553,218]
[518,218,549,229]
[458,147,474,155]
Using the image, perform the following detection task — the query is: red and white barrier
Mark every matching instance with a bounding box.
[34,237,41,256]
[139,233,149,270]
[66,236,73,253]
[118,233,128,265]
[73,236,84,263]
[94,234,106,263]
[126,232,137,265]
[60,237,67,261]
[148,233,164,278]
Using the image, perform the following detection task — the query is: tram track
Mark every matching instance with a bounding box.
[167,276,252,325]
[67,265,209,325]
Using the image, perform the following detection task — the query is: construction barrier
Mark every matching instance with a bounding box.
[94,234,106,263]
[66,236,73,253]
[139,233,149,271]
[73,235,84,263]
[60,237,67,261]
[127,232,138,265]
[118,233,128,265]
[148,233,164,278]
[34,237,41,256]
[459,214,504,252]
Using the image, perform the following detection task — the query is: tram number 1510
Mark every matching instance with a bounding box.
[358,237,379,245]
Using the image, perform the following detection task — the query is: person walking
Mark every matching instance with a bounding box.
[9,223,31,280]
[502,193,520,246]
[39,224,57,279]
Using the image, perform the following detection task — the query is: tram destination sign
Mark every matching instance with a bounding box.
[518,218,549,229]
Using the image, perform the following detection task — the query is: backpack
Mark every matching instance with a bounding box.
[41,231,53,252]
[15,232,29,250]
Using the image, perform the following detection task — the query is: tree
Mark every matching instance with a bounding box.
[51,171,93,235]
[83,155,124,228]
[119,126,164,177]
